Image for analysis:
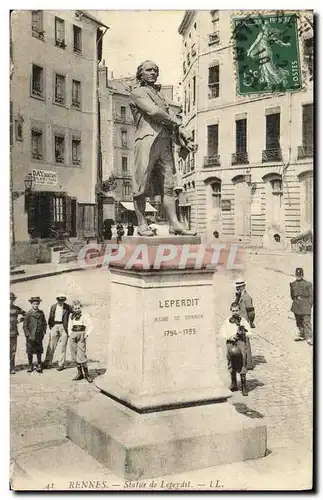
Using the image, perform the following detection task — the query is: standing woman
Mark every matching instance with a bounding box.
[68,300,93,383]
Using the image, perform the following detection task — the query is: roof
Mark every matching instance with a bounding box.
[178,11,196,35]
[77,10,110,30]
[108,78,135,95]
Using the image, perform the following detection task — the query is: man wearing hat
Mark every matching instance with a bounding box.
[235,279,255,370]
[290,267,313,345]
[10,292,25,374]
[43,293,72,370]
[23,297,47,372]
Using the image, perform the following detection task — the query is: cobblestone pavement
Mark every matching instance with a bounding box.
[10,252,313,486]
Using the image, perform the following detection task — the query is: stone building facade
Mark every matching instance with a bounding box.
[10,10,108,243]
[178,10,313,248]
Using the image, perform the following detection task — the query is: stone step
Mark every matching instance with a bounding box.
[10,425,116,491]
[60,253,78,264]
[10,268,26,276]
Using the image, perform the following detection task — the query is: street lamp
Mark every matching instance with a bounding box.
[24,173,34,191]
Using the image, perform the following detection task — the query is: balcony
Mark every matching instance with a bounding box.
[297,144,313,159]
[121,170,131,178]
[262,148,282,163]
[55,38,66,49]
[191,43,196,57]
[55,95,65,105]
[31,85,43,98]
[231,152,249,165]
[204,154,220,167]
[113,114,133,125]
[208,32,220,45]
[72,159,81,166]
[72,98,81,108]
[32,28,45,40]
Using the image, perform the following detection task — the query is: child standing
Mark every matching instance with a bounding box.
[10,292,25,374]
[68,300,93,383]
[23,296,47,373]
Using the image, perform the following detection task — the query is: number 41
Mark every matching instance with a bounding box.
[45,483,54,490]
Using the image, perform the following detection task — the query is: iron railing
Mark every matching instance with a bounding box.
[297,144,313,159]
[231,152,249,165]
[262,148,282,162]
[204,154,220,167]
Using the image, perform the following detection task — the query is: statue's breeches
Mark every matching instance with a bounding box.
[133,131,175,198]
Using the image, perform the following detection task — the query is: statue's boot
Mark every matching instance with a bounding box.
[138,226,154,237]
[169,226,197,236]
[164,194,197,236]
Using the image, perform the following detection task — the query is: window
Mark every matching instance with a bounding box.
[191,130,195,170]
[72,138,81,165]
[10,102,13,147]
[73,25,82,53]
[210,10,219,32]
[53,197,64,222]
[15,118,23,141]
[72,80,81,108]
[192,76,196,105]
[304,37,313,79]
[302,104,313,147]
[120,106,126,121]
[271,179,283,193]
[31,128,43,160]
[265,113,280,150]
[31,11,44,39]
[236,119,247,153]
[211,181,221,209]
[122,156,128,174]
[188,83,191,113]
[207,124,219,156]
[209,11,220,44]
[31,64,44,97]
[55,74,65,104]
[55,17,65,47]
[54,135,65,163]
[121,130,127,148]
[184,90,187,114]
[123,183,131,197]
[208,65,219,99]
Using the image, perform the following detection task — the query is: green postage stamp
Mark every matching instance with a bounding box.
[233,13,302,95]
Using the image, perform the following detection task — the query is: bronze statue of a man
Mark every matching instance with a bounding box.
[129,60,197,236]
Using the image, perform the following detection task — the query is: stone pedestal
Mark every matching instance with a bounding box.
[67,237,267,479]
[95,266,231,410]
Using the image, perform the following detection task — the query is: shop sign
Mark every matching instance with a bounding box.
[32,169,58,186]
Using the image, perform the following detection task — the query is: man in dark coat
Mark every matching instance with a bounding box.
[290,267,313,345]
[23,297,47,372]
[235,279,255,370]
[127,221,134,236]
[43,293,72,370]
[10,292,25,374]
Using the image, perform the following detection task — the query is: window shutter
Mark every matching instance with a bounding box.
[65,196,72,234]
[49,193,55,229]
[302,104,313,146]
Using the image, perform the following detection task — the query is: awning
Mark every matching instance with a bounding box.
[119,201,157,212]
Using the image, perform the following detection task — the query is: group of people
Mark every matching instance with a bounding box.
[221,267,313,397]
[103,220,134,242]
[10,292,93,383]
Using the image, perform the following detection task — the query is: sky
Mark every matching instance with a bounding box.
[93,10,185,92]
